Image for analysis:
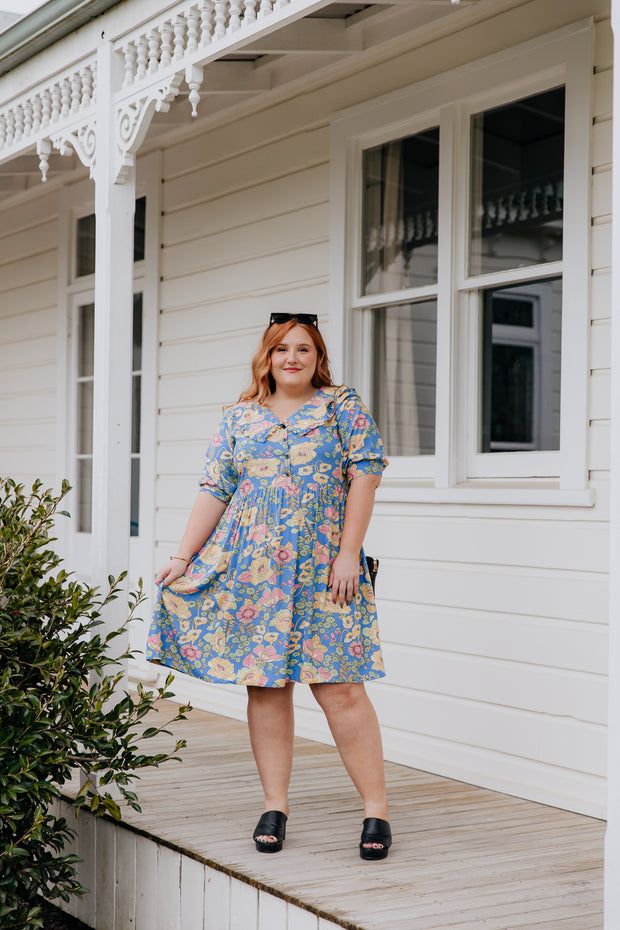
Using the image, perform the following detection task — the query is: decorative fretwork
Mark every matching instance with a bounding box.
[116,74,185,181]
[112,0,306,181]
[0,59,98,180]
[117,0,277,96]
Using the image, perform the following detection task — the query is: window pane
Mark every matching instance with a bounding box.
[76,214,96,277]
[131,375,141,454]
[362,128,439,295]
[77,381,93,455]
[480,277,562,452]
[130,457,140,537]
[78,304,95,378]
[470,87,565,276]
[372,300,437,455]
[134,196,146,262]
[132,293,143,371]
[77,458,92,533]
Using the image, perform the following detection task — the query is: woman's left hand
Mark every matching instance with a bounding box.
[329,550,360,606]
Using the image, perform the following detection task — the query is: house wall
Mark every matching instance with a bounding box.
[0,191,59,486]
[153,0,612,817]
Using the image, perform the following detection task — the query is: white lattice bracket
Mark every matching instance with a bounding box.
[0,58,97,173]
[115,72,183,181]
[51,119,97,177]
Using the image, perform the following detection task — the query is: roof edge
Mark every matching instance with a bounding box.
[0,0,123,78]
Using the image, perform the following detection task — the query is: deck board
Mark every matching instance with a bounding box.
[74,700,604,930]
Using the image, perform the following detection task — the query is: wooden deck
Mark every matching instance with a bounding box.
[76,700,605,930]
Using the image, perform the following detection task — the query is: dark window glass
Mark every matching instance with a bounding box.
[134,196,146,262]
[77,459,92,533]
[362,128,439,294]
[77,303,94,378]
[77,381,93,456]
[372,300,437,456]
[76,214,96,277]
[76,197,146,278]
[132,292,143,371]
[130,293,143,536]
[130,458,140,538]
[470,87,565,276]
[131,376,141,456]
[480,278,562,452]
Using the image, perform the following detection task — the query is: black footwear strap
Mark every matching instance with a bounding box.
[254,810,287,840]
[360,817,392,847]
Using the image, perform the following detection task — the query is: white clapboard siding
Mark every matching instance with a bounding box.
[161,127,329,214]
[592,271,611,320]
[0,190,58,486]
[378,599,608,670]
[381,643,607,724]
[160,241,329,310]
[592,221,612,270]
[368,681,607,776]
[163,164,329,248]
[370,514,609,573]
[162,204,329,280]
[147,1,615,817]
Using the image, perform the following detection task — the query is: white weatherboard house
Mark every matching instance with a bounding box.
[2,0,620,925]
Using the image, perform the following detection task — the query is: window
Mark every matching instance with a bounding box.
[333,25,591,495]
[131,292,143,537]
[72,197,148,535]
[480,278,562,454]
[75,302,94,532]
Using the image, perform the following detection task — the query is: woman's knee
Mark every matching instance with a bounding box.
[310,681,365,712]
[247,681,294,707]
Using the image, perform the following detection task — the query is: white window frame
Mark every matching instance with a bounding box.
[330,21,593,505]
[55,152,160,583]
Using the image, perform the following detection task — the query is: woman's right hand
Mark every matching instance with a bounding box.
[156,557,190,587]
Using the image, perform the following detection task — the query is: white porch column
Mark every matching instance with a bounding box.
[91,40,136,636]
[607,4,620,927]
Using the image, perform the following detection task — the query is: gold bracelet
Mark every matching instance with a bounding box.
[170,555,189,563]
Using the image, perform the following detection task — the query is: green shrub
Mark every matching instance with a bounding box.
[0,478,190,930]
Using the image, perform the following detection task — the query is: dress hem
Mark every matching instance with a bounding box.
[146,657,386,688]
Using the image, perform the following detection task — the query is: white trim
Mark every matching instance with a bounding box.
[375,484,595,508]
[331,19,593,494]
[606,4,620,927]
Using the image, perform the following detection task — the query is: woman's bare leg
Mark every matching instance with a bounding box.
[247,682,295,842]
[310,682,388,848]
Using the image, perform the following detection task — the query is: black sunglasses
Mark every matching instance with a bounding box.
[269,313,318,327]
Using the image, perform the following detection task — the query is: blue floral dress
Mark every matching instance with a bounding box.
[146,385,387,687]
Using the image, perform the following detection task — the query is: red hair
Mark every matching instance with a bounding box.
[238,319,335,404]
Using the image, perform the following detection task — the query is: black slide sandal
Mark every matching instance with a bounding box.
[359,817,392,860]
[253,810,287,853]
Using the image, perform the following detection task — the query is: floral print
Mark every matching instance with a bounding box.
[146,385,387,687]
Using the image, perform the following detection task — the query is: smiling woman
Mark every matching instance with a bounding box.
[146,315,393,860]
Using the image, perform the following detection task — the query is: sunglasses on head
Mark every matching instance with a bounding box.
[269,313,318,327]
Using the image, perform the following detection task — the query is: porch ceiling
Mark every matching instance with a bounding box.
[0,0,482,199]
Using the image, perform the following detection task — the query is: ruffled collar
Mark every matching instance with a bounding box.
[230,387,337,439]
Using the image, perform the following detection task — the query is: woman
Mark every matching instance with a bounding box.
[147,313,391,860]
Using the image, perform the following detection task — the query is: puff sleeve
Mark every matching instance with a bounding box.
[334,386,387,483]
[198,408,239,504]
